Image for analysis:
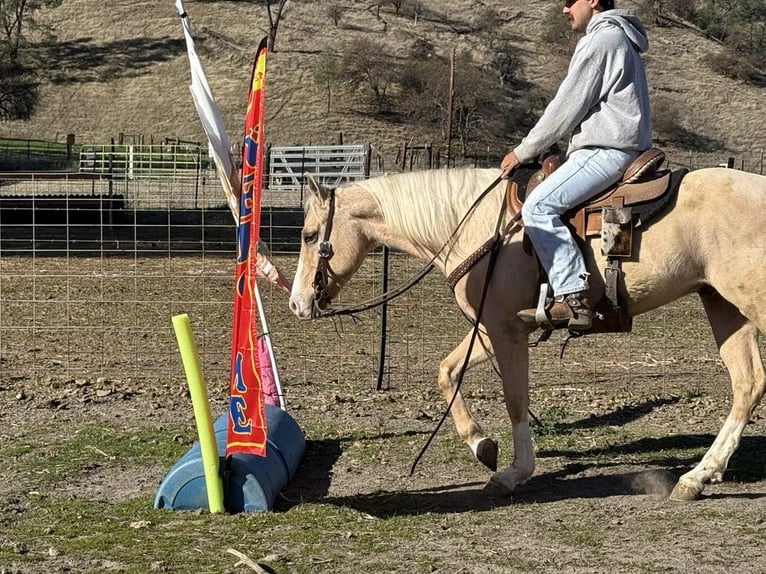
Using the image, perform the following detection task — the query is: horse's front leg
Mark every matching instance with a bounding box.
[482,329,535,496]
[438,327,497,470]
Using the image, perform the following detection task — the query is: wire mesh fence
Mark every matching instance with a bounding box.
[1,159,759,409]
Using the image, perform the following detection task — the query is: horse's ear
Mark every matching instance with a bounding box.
[305,173,331,203]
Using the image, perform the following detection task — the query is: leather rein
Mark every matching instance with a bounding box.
[311,175,508,319]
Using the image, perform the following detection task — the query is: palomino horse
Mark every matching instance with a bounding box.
[289,166,766,501]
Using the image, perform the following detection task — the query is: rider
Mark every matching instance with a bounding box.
[500,0,652,331]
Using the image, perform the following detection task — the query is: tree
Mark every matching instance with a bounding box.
[325,4,345,27]
[387,0,405,16]
[696,0,766,53]
[372,0,407,17]
[312,52,344,113]
[341,38,397,112]
[450,51,508,157]
[660,0,766,79]
[0,0,61,64]
[486,37,520,87]
[398,48,511,157]
[264,0,288,52]
[0,0,61,120]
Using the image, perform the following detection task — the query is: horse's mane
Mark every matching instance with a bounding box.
[354,167,501,250]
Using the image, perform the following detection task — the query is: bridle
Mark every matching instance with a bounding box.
[312,188,337,317]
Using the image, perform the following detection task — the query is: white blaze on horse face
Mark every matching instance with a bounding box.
[289,199,328,319]
[290,185,333,319]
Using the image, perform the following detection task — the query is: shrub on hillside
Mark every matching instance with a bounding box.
[0,64,38,121]
[486,36,521,88]
[638,0,698,25]
[705,50,761,83]
[661,0,697,21]
[340,38,398,113]
[651,94,685,144]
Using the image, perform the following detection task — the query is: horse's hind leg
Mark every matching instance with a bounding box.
[671,290,766,501]
[438,327,498,471]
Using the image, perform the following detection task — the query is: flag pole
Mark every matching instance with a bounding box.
[254,280,286,410]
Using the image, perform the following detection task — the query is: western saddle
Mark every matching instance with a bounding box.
[506,147,688,333]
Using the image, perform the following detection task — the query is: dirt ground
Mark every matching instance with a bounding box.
[1,254,765,573]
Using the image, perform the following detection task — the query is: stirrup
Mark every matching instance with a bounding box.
[524,283,592,331]
[534,283,556,330]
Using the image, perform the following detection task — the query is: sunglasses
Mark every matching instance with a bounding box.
[564,0,580,7]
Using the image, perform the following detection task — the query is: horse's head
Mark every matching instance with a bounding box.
[289,175,375,319]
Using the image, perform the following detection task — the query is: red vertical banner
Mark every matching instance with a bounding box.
[226,38,269,457]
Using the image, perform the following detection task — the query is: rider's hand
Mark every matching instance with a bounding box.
[500,151,520,178]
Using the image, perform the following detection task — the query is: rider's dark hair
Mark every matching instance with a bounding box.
[599,0,615,9]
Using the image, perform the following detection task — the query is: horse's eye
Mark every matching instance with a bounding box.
[303,231,318,245]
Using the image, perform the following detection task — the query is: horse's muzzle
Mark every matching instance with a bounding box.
[288,296,314,320]
[288,293,332,320]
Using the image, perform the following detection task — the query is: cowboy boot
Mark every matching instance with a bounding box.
[517,291,592,331]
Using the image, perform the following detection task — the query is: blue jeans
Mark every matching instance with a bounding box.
[520,147,641,296]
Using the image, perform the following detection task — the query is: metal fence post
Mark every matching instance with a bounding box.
[375,245,390,391]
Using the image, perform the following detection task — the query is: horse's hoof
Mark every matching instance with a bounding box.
[482,476,512,498]
[669,479,703,501]
[475,438,498,472]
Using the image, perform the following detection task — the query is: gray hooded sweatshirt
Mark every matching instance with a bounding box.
[513,10,652,163]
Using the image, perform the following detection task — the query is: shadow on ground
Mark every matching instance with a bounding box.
[548,395,682,433]
[538,434,766,484]
[274,438,342,511]
[313,459,766,518]
[315,468,680,517]
[277,399,766,516]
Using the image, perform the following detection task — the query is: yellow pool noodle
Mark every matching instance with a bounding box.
[171,313,225,514]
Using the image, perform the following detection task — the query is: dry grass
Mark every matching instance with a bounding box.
[1,0,764,169]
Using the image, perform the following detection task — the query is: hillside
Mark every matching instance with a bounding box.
[2,0,765,170]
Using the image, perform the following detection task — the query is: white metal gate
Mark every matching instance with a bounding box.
[267,144,369,190]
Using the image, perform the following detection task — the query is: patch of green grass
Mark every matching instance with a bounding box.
[0,441,36,458]
[2,423,190,488]
[0,137,76,153]
[2,494,430,574]
[532,406,569,437]
[484,552,542,572]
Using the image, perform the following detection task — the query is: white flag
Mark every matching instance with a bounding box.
[175,0,291,292]
[176,0,239,223]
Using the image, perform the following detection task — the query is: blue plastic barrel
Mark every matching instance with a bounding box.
[154,404,305,512]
